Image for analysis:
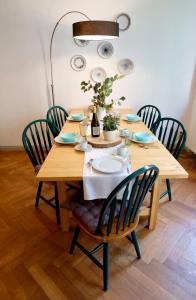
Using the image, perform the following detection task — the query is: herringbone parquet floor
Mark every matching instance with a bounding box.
[0,150,196,299]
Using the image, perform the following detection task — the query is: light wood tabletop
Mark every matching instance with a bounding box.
[37,108,188,230]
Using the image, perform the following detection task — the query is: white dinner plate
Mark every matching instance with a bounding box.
[54,136,79,145]
[122,116,141,122]
[92,155,126,174]
[67,116,84,122]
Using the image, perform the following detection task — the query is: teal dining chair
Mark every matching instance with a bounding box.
[137,105,161,130]
[152,117,187,200]
[47,105,83,192]
[22,119,61,224]
[69,165,159,291]
[47,105,68,136]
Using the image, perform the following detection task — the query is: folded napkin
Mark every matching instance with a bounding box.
[83,144,131,201]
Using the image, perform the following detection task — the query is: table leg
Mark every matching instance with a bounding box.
[57,181,70,232]
[148,177,161,230]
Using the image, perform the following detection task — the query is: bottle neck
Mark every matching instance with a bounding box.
[93,106,96,114]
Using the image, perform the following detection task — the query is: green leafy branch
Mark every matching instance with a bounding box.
[80,74,126,109]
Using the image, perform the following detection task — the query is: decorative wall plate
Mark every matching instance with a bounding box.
[97,42,114,59]
[70,55,86,71]
[90,67,107,83]
[73,38,90,47]
[117,59,134,75]
[116,13,131,31]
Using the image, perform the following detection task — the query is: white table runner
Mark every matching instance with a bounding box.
[83,144,131,201]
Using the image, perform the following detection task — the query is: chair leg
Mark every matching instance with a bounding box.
[166,179,172,201]
[35,182,43,207]
[131,231,141,259]
[103,243,109,291]
[66,183,81,192]
[69,226,80,254]
[54,184,61,225]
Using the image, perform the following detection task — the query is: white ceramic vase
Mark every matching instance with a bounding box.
[97,106,106,121]
[103,130,117,141]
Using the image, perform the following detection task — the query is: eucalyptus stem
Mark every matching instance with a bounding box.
[80,74,126,109]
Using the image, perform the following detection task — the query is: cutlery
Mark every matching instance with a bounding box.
[127,162,131,174]
[87,158,93,174]
[112,153,130,173]
[139,144,148,149]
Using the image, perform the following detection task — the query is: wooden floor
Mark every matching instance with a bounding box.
[0,150,196,300]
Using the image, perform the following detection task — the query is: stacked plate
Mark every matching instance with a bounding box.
[55,133,79,145]
[130,132,157,144]
[67,114,84,122]
[75,144,92,152]
[123,114,141,122]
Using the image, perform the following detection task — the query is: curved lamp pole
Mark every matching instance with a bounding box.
[49,11,91,106]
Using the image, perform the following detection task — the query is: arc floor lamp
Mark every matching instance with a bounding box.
[50,11,119,106]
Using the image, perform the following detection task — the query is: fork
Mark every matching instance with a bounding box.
[126,161,131,174]
[87,158,93,174]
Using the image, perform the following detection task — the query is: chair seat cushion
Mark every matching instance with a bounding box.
[34,164,42,174]
[70,196,123,233]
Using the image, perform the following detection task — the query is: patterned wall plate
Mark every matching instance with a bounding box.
[70,55,86,71]
[97,42,114,59]
[117,59,134,75]
[73,38,90,47]
[116,13,131,31]
[90,67,107,83]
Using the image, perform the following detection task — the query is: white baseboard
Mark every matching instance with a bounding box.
[0,146,24,151]
[185,146,196,155]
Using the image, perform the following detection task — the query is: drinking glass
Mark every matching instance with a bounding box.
[124,131,131,146]
[79,120,88,141]
[118,146,129,159]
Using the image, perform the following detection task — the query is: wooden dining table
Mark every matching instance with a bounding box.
[36,108,188,231]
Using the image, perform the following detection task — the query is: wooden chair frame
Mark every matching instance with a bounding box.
[47,105,68,136]
[22,119,61,224]
[152,117,187,200]
[137,104,161,130]
[69,165,159,291]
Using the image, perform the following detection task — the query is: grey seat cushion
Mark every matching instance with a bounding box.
[34,164,41,174]
[70,197,124,234]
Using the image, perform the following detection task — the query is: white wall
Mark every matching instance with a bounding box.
[184,64,196,153]
[0,0,195,148]
[187,95,196,153]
